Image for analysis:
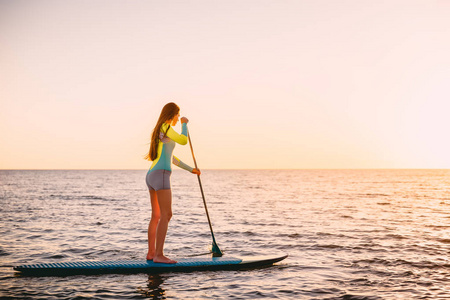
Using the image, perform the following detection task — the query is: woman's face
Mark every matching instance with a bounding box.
[171,112,180,126]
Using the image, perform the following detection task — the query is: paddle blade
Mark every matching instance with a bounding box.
[211,242,223,257]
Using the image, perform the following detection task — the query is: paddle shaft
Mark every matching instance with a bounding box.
[187,129,222,256]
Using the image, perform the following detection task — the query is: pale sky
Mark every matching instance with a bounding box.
[1,0,450,169]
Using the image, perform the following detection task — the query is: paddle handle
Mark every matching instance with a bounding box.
[187,129,223,256]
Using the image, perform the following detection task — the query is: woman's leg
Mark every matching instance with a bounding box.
[153,188,177,264]
[147,189,160,260]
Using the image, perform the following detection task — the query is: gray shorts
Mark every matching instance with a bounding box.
[146,169,172,191]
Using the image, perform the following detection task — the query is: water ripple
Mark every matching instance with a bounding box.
[1,169,449,299]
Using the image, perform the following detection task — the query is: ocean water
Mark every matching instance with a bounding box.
[0,169,449,299]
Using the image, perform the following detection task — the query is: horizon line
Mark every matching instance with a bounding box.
[1,168,449,171]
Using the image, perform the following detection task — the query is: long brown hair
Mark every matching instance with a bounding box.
[144,102,180,161]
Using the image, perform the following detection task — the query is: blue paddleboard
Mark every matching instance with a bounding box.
[13,254,288,276]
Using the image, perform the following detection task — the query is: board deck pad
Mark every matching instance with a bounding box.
[13,255,288,276]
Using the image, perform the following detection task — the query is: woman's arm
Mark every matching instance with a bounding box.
[172,156,194,172]
[165,123,188,145]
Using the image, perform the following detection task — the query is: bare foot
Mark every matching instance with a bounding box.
[153,255,177,264]
[146,253,154,261]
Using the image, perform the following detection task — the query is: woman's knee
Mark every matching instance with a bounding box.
[150,213,160,222]
[160,211,172,221]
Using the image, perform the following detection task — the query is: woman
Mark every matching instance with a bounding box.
[144,102,200,264]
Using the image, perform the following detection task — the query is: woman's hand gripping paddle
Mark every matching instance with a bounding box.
[187,129,223,257]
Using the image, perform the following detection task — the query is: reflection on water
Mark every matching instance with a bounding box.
[0,169,449,299]
[137,274,166,299]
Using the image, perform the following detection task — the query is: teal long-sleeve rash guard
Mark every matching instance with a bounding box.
[149,123,194,173]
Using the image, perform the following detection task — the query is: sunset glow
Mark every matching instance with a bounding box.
[1,1,449,169]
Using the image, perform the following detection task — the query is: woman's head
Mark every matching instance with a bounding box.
[160,102,180,125]
[145,102,180,161]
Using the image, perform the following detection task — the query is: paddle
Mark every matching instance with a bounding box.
[187,129,223,257]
